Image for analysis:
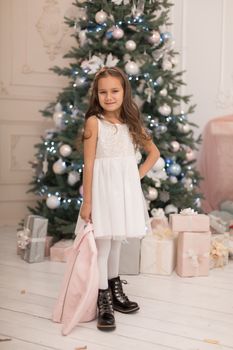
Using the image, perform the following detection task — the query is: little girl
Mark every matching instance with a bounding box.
[79,66,159,331]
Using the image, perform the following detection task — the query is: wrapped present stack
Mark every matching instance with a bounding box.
[16,215,48,263]
[170,209,211,277]
[140,209,177,275]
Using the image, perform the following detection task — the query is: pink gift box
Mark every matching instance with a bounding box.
[170,214,209,232]
[176,231,211,277]
[44,236,54,257]
[50,239,73,262]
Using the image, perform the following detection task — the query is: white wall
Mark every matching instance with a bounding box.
[172,0,233,133]
[0,0,75,224]
[0,0,232,224]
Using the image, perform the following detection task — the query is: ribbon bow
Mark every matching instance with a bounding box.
[152,224,173,239]
[180,208,198,216]
[210,241,228,267]
[17,228,31,249]
[184,249,209,269]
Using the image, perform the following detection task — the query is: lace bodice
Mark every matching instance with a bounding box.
[95,117,136,159]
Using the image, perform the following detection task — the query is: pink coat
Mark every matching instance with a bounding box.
[52,222,99,335]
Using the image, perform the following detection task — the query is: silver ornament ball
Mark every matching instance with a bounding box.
[95,10,108,24]
[125,40,136,51]
[112,27,124,39]
[46,195,60,209]
[59,144,72,157]
[145,187,158,201]
[158,104,171,116]
[148,31,161,45]
[125,61,139,75]
[52,159,66,174]
[170,141,180,152]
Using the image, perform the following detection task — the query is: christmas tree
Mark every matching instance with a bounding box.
[28,0,203,239]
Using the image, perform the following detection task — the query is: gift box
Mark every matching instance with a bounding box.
[210,233,229,268]
[170,209,209,233]
[44,236,54,257]
[220,200,233,215]
[50,239,73,262]
[119,238,141,275]
[176,231,211,277]
[140,236,176,275]
[229,224,233,259]
[17,215,48,263]
[140,222,176,275]
[209,210,233,234]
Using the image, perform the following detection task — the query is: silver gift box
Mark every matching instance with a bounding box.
[119,238,141,275]
[23,215,48,263]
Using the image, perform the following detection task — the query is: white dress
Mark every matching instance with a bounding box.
[75,115,151,240]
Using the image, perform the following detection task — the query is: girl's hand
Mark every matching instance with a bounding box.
[80,202,92,223]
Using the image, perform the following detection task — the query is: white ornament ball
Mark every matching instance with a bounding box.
[95,10,107,24]
[125,40,136,51]
[169,176,178,184]
[158,104,171,116]
[164,204,178,215]
[67,171,80,186]
[148,31,161,45]
[59,144,72,157]
[178,123,190,133]
[159,88,167,97]
[152,157,165,171]
[112,27,124,39]
[145,187,158,201]
[182,124,191,133]
[46,195,60,209]
[170,141,180,152]
[52,159,66,174]
[125,61,139,75]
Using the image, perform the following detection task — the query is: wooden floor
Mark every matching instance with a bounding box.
[0,225,233,350]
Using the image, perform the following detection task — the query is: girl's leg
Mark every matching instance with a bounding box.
[107,240,122,279]
[95,239,111,289]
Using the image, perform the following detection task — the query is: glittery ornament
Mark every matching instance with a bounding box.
[95,10,107,24]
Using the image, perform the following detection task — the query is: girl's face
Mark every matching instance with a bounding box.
[97,76,124,114]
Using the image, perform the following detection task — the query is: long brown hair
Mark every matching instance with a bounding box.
[84,66,150,149]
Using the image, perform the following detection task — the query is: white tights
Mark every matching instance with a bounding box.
[95,239,122,290]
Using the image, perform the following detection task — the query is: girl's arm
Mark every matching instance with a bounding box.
[80,116,98,222]
[138,130,160,179]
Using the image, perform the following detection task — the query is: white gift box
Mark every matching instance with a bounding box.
[140,235,176,275]
[119,238,141,275]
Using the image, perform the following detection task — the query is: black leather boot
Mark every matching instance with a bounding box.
[97,288,116,331]
[108,276,139,313]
